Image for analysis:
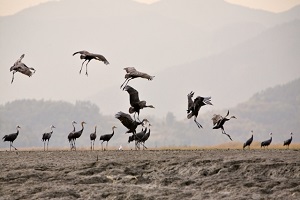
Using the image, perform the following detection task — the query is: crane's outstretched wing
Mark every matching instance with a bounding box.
[72,50,89,56]
[16,64,35,77]
[224,110,230,118]
[124,85,140,105]
[15,54,25,64]
[115,111,134,129]
[124,67,137,73]
[187,91,195,113]
[124,67,154,80]
[90,53,109,64]
[11,54,25,71]
[212,114,223,126]
[193,96,204,110]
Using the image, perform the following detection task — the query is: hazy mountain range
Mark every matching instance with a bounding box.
[0,0,299,120]
[0,77,299,149]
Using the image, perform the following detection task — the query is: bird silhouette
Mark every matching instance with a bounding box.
[42,125,55,151]
[212,110,236,141]
[283,132,293,149]
[68,121,77,150]
[128,128,147,150]
[90,125,97,151]
[140,124,151,150]
[99,126,117,151]
[261,133,272,149]
[2,125,21,151]
[123,85,154,121]
[243,130,253,149]
[120,67,154,89]
[72,121,86,150]
[73,50,109,76]
[10,54,36,84]
[187,91,212,128]
[115,111,148,135]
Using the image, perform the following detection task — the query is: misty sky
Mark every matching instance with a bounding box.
[1,0,300,16]
[0,0,299,119]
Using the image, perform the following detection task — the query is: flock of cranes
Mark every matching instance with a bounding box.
[2,125,294,151]
[3,51,295,151]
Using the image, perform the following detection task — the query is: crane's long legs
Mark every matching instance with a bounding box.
[106,142,108,150]
[11,71,16,84]
[80,60,87,74]
[73,140,76,151]
[91,141,93,151]
[69,140,73,150]
[101,141,104,151]
[194,117,203,128]
[120,78,132,89]
[141,142,147,150]
[222,129,233,141]
[85,60,91,76]
[10,142,17,151]
[47,140,49,151]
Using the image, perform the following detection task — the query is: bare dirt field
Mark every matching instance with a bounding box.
[0,149,299,200]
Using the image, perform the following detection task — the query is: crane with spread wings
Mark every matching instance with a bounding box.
[10,54,36,84]
[73,50,109,76]
[212,110,236,141]
[120,67,154,89]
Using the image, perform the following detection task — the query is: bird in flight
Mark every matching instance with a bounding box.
[120,67,154,89]
[10,54,36,84]
[73,50,109,76]
[187,91,212,128]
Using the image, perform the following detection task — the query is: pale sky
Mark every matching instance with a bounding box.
[1,0,300,16]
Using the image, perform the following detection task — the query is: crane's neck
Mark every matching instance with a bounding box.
[94,126,97,133]
[81,122,85,131]
[72,123,76,131]
[16,129,20,135]
[111,127,116,135]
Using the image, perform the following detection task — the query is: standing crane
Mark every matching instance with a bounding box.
[2,125,21,151]
[72,50,109,76]
[72,121,86,150]
[187,91,212,128]
[90,126,97,151]
[120,67,154,89]
[42,125,55,151]
[261,133,272,149]
[10,54,36,84]
[99,126,117,151]
[212,110,236,141]
[115,111,148,135]
[283,132,293,149]
[128,128,147,150]
[68,121,77,150]
[243,130,253,149]
[140,124,152,150]
[123,85,154,121]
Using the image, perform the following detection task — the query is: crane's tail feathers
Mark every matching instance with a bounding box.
[203,97,213,105]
